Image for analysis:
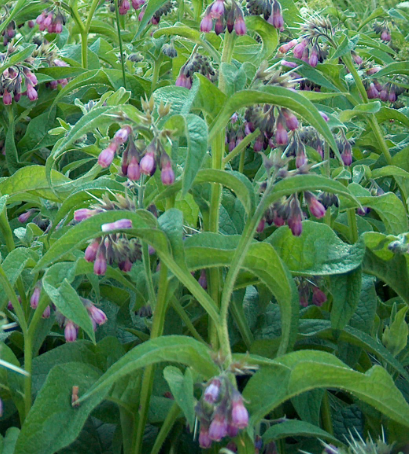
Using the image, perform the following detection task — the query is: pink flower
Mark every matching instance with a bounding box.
[42,305,51,318]
[275,122,288,146]
[140,151,156,175]
[30,285,41,309]
[101,219,133,232]
[160,161,175,185]
[27,84,38,101]
[210,0,224,18]
[3,89,12,105]
[127,156,141,181]
[312,287,327,306]
[200,14,213,33]
[278,39,298,53]
[64,320,78,342]
[84,240,100,262]
[87,305,107,325]
[230,390,249,429]
[199,425,212,449]
[282,109,298,130]
[293,40,307,59]
[234,17,246,36]
[94,251,107,275]
[309,46,319,67]
[74,208,96,222]
[305,192,326,219]
[114,125,132,144]
[204,378,221,403]
[98,142,117,168]
[319,111,329,122]
[119,259,133,272]
[209,412,228,441]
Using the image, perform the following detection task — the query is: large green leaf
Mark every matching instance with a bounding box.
[263,420,340,444]
[14,363,104,454]
[76,336,218,406]
[242,350,409,427]
[268,221,365,275]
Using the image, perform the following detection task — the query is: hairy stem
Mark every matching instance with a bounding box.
[115,0,127,89]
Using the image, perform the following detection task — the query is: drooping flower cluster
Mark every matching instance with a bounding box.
[0,64,38,105]
[365,79,405,103]
[200,0,246,35]
[246,0,284,30]
[260,191,327,237]
[336,133,353,166]
[1,21,16,46]
[35,9,66,34]
[297,278,327,308]
[137,1,174,23]
[195,375,249,449]
[373,21,391,42]
[74,193,142,275]
[98,123,175,186]
[55,297,107,342]
[176,53,217,89]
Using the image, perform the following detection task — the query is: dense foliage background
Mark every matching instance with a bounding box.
[0,0,409,453]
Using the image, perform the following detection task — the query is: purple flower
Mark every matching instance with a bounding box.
[140,151,156,175]
[87,304,107,325]
[198,269,207,289]
[282,109,298,131]
[210,0,224,18]
[119,259,133,272]
[319,111,329,122]
[199,425,212,449]
[200,14,213,33]
[309,46,319,67]
[84,240,100,262]
[275,122,288,146]
[64,320,78,342]
[204,378,221,403]
[94,250,107,276]
[3,89,12,105]
[234,17,246,36]
[101,219,133,232]
[381,30,391,41]
[367,83,379,99]
[42,305,51,319]
[18,209,35,223]
[98,143,117,168]
[161,161,175,185]
[293,40,307,59]
[30,285,41,309]
[230,390,249,429]
[209,412,228,441]
[74,208,96,222]
[305,192,326,219]
[114,125,132,144]
[278,39,298,53]
[257,218,265,233]
[312,287,327,306]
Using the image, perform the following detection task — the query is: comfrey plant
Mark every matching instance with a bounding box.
[1,0,409,454]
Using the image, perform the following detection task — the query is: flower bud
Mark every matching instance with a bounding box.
[114,125,132,144]
[341,143,352,166]
[98,142,117,168]
[312,287,327,306]
[293,40,307,59]
[288,198,303,236]
[278,39,298,54]
[257,218,265,233]
[234,16,246,36]
[210,0,224,18]
[200,14,213,33]
[119,259,133,272]
[64,320,78,342]
[30,285,41,309]
[309,46,319,67]
[282,109,298,130]
[209,412,228,441]
[101,219,133,232]
[3,89,12,105]
[74,208,96,222]
[42,305,51,318]
[204,378,221,403]
[94,250,107,275]
[275,122,288,146]
[127,156,141,181]
[305,192,326,219]
[87,304,107,325]
[140,151,156,175]
[231,390,249,429]
[161,161,175,185]
[366,83,379,99]
[198,269,207,289]
[199,425,212,449]
[381,30,391,41]
[18,209,34,223]
[214,17,225,35]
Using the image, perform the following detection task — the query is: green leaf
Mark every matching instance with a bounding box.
[208,87,339,160]
[5,119,19,174]
[158,209,185,266]
[339,101,381,122]
[371,165,409,180]
[14,363,104,454]
[165,114,208,196]
[263,420,340,444]
[363,249,409,305]
[76,336,219,406]
[244,16,278,61]
[42,262,96,343]
[376,107,409,128]
[382,306,409,357]
[2,427,20,454]
[332,35,358,60]
[243,350,409,427]
[0,166,70,203]
[184,233,299,353]
[163,366,195,428]
[330,269,362,330]
[268,221,365,276]
[374,61,409,78]
[220,63,247,99]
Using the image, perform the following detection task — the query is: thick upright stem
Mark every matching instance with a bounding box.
[115,0,127,89]
[133,262,169,454]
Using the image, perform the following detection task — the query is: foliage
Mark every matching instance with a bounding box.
[0,0,408,453]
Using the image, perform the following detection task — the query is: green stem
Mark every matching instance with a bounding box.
[321,391,334,436]
[115,0,127,89]
[150,403,181,454]
[347,208,358,244]
[133,262,169,454]
[218,31,235,93]
[85,0,101,32]
[23,334,33,419]
[171,297,206,343]
[151,53,164,93]
[238,148,245,174]
[218,186,273,363]
[142,243,156,308]
[223,129,259,167]
[342,53,368,103]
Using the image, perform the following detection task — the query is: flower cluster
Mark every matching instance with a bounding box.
[98,124,175,186]
[137,1,174,23]
[74,193,142,275]
[298,126,324,159]
[260,191,327,236]
[365,80,405,103]
[0,65,38,105]
[195,375,249,449]
[56,297,107,342]
[373,21,391,42]
[2,21,16,46]
[297,278,327,307]
[176,53,217,89]
[200,0,246,36]
[35,9,66,34]
[336,134,353,166]
[246,0,284,30]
